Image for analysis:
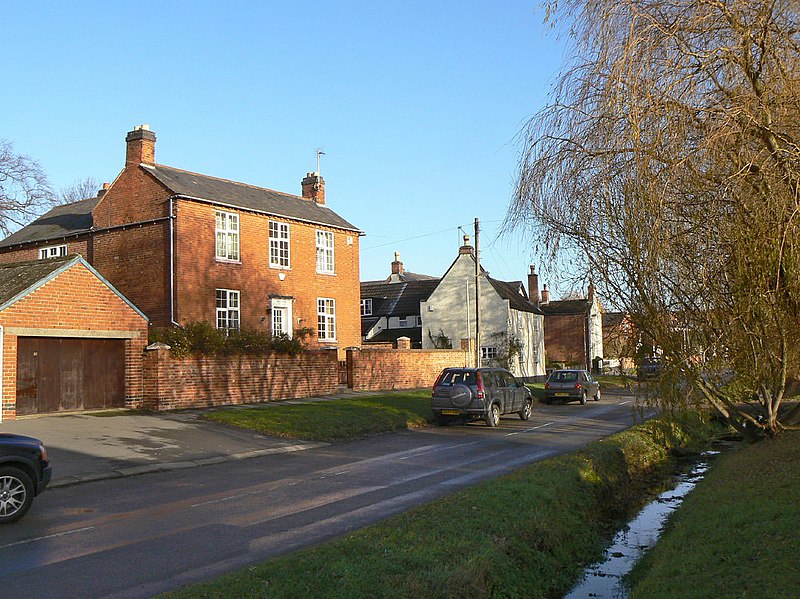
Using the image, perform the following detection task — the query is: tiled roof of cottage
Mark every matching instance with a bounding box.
[360,279,440,321]
[487,277,542,314]
[144,164,360,232]
[0,256,74,305]
[0,197,99,248]
[539,298,592,315]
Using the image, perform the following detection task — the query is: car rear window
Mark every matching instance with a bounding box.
[438,371,477,386]
[550,371,578,383]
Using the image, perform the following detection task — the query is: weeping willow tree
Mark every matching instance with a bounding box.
[508,0,800,437]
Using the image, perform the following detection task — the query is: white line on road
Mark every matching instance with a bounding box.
[618,400,631,405]
[506,421,554,436]
[0,526,95,550]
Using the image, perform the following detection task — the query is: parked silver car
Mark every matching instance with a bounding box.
[431,367,533,427]
[543,369,600,405]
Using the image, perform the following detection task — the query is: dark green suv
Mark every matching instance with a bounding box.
[431,367,534,427]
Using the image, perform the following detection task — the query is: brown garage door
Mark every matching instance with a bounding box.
[16,337,126,415]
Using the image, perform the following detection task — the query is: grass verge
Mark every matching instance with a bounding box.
[202,390,431,442]
[628,430,800,598]
[163,413,717,599]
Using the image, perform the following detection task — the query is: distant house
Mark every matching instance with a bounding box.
[601,311,636,373]
[534,282,603,371]
[420,238,546,379]
[360,253,439,348]
[0,125,362,354]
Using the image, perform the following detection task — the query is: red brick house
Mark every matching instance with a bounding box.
[528,271,604,371]
[0,256,149,420]
[0,126,362,353]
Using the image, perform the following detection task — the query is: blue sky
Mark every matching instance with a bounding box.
[2,2,567,289]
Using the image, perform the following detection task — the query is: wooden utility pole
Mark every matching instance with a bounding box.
[474,217,481,368]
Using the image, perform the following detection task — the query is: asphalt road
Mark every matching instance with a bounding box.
[0,393,644,598]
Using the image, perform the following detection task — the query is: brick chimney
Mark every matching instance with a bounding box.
[459,235,474,255]
[391,252,404,277]
[125,124,156,166]
[301,172,325,205]
[541,284,551,305]
[528,265,540,307]
[97,182,111,197]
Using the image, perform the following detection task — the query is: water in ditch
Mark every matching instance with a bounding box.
[563,451,718,599]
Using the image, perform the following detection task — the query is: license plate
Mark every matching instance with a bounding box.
[441,410,461,415]
[555,392,569,397]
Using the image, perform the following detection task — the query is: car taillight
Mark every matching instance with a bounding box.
[544,382,551,389]
[476,373,485,399]
[39,444,47,461]
[574,383,583,390]
[432,372,444,393]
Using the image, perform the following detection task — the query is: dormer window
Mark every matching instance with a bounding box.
[361,298,373,316]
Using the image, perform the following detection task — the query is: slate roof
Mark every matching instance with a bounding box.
[0,256,74,306]
[0,197,100,248]
[602,311,627,327]
[364,327,423,345]
[384,271,438,283]
[360,279,440,319]
[486,277,542,314]
[144,164,360,232]
[539,298,592,316]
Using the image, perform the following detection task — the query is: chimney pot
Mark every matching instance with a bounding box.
[541,284,550,305]
[391,252,404,277]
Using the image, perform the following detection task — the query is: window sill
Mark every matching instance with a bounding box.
[269,265,292,270]
[216,258,241,265]
[316,271,336,276]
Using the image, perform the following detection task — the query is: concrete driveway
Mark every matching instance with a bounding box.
[0,407,326,487]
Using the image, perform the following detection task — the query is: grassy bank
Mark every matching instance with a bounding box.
[628,430,800,598]
[202,390,431,442]
[164,413,716,598]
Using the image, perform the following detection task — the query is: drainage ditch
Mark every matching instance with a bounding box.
[564,448,725,598]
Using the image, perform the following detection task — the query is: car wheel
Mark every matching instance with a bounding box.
[519,399,533,421]
[0,467,34,525]
[449,384,473,408]
[594,388,601,401]
[580,391,587,405]
[485,403,500,427]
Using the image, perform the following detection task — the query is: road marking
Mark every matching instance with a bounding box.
[0,526,95,550]
[619,400,632,405]
[506,421,554,436]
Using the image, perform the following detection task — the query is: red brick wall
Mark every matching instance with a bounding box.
[348,347,469,391]
[0,261,149,419]
[142,347,339,410]
[93,165,170,228]
[91,223,170,326]
[544,314,588,367]
[174,199,361,353]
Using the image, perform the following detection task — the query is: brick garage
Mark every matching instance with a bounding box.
[0,256,148,421]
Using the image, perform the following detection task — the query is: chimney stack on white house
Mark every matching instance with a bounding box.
[528,265,540,307]
[458,234,474,255]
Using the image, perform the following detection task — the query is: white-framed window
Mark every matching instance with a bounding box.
[481,346,498,360]
[269,221,290,268]
[215,210,239,261]
[316,230,335,274]
[317,298,336,340]
[39,244,67,259]
[216,289,240,331]
[361,298,373,316]
[271,298,293,338]
[398,317,409,328]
